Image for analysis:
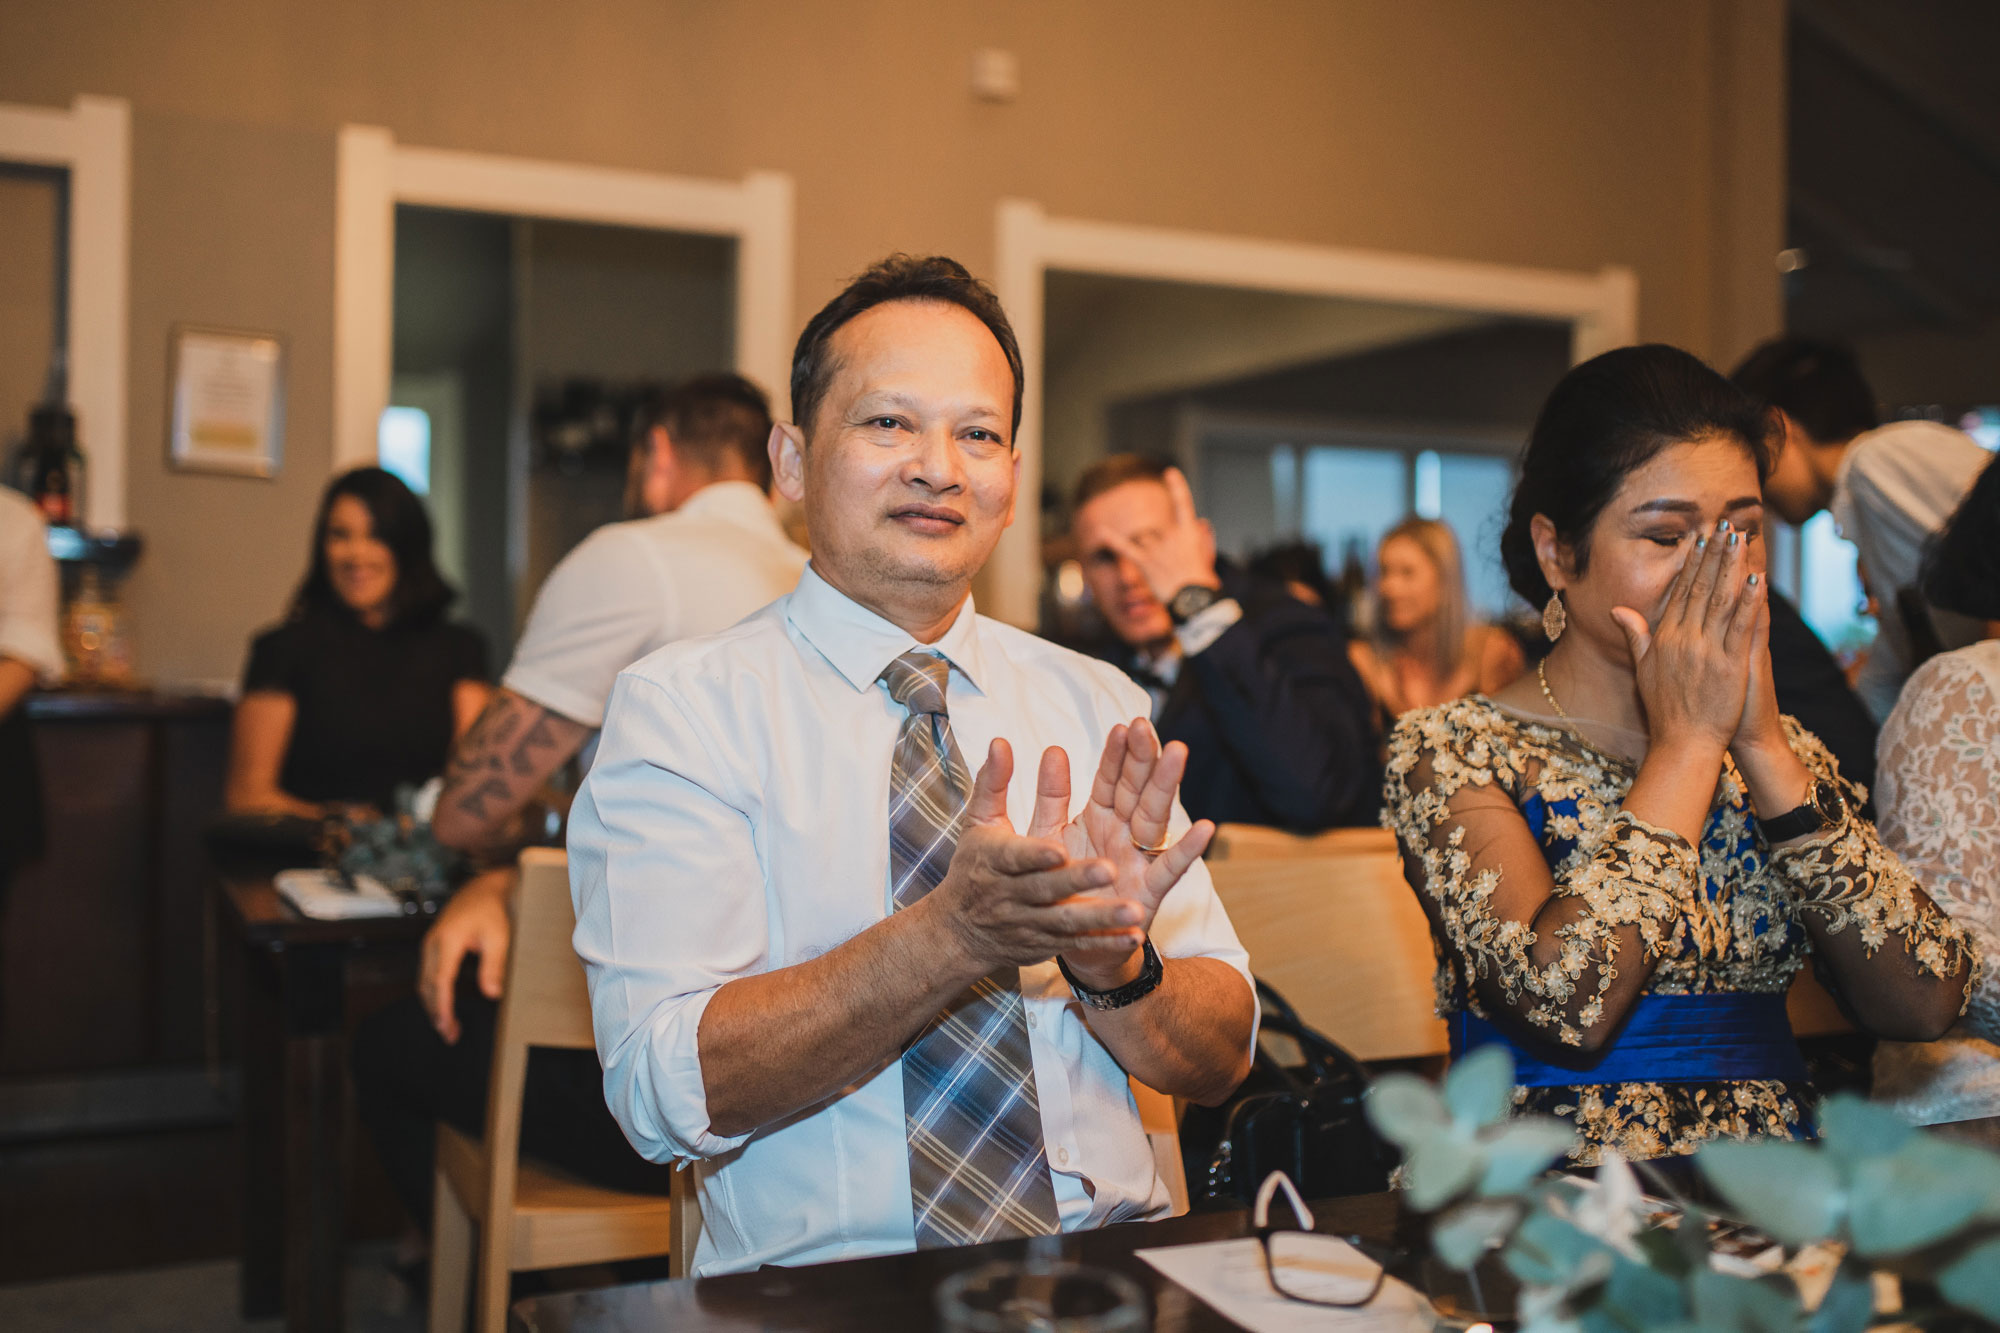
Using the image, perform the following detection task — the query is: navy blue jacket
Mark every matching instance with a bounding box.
[1100,569,1381,832]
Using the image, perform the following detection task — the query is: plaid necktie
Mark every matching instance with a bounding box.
[880,650,1061,1249]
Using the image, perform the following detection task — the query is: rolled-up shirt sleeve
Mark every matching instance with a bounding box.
[568,670,766,1163]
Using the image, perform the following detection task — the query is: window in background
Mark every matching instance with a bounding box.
[1962,406,2000,452]
[1798,510,1873,661]
[377,405,432,495]
[1301,446,1406,583]
[1434,452,1516,616]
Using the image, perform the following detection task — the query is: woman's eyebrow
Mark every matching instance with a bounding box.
[1627,495,1765,516]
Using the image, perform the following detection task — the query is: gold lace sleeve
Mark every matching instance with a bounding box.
[1385,703,1699,1049]
[1765,717,1979,1006]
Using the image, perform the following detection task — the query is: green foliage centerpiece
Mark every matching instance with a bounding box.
[1364,1047,2000,1331]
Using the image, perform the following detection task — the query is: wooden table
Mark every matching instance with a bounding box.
[508,1192,1417,1332]
[216,868,435,1333]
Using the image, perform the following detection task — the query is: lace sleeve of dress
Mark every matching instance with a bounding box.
[1767,713,1979,1006]
[1384,703,1699,1048]
[1875,653,2000,1041]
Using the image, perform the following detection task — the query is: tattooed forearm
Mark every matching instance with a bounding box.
[432,689,591,851]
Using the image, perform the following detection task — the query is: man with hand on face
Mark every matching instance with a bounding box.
[1068,454,1380,831]
[570,256,1256,1275]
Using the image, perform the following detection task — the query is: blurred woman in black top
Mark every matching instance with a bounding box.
[226,467,489,817]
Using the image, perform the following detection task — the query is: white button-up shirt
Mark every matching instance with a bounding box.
[503,480,807,738]
[569,564,1254,1275]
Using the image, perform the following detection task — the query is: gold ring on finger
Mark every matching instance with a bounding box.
[1130,834,1171,856]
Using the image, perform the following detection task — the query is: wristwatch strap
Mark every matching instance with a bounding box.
[1757,778,1846,842]
[1057,939,1163,1011]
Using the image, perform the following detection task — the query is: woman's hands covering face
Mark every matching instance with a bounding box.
[1609,517,1766,752]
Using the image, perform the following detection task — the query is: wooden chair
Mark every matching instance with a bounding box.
[429,847,697,1333]
[1206,828,1450,1062]
[1208,823,1400,863]
[1130,1079,1189,1215]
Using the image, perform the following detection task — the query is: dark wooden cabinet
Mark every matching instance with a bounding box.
[1,693,230,1086]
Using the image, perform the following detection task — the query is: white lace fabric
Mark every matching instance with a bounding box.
[1874,641,2000,1123]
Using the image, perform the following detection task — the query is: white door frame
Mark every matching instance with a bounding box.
[0,96,131,531]
[987,198,1639,627]
[333,125,794,472]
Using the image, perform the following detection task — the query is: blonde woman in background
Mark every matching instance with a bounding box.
[1349,516,1525,722]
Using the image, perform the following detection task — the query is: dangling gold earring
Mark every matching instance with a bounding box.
[1542,591,1567,642]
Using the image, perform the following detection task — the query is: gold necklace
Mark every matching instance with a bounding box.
[1537,658,1571,720]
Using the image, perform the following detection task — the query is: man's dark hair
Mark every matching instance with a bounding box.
[789,254,1023,440]
[292,466,456,629]
[1500,344,1774,608]
[1072,453,1170,511]
[633,372,775,491]
[1923,450,2000,621]
[1729,337,1880,445]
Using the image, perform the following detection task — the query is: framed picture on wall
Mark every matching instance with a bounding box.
[167,325,286,477]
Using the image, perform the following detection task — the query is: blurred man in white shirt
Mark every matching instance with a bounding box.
[353,374,807,1234]
[571,255,1256,1275]
[1733,338,1991,721]
[0,485,62,899]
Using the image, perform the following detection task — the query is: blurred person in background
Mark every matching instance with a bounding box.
[1731,337,1990,726]
[0,485,61,913]
[1347,516,1524,724]
[1070,454,1379,830]
[1385,344,1973,1164]
[226,466,489,819]
[353,373,806,1239]
[1872,451,2000,1125]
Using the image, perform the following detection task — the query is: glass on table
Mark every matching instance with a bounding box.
[935,1257,1148,1333]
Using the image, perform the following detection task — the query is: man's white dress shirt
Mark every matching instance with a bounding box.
[0,487,62,683]
[1830,420,1992,722]
[569,564,1254,1275]
[502,480,807,743]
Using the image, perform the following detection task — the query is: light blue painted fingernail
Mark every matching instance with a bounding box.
[1728,530,1739,547]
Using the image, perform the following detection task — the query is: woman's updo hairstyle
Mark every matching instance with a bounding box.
[1500,344,1774,608]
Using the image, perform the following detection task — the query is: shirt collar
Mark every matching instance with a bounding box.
[786,562,988,698]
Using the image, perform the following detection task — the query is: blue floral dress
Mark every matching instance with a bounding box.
[1384,696,1976,1163]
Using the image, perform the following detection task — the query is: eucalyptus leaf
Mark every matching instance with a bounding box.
[1635,1226,1693,1279]
[1804,1258,1874,1333]
[1406,1128,1485,1210]
[1593,1252,1686,1329]
[1936,1232,2000,1321]
[1697,1139,1844,1247]
[1433,1200,1522,1269]
[1444,1045,1517,1130]
[1478,1119,1578,1197]
[1689,1269,1802,1333]
[1506,1210,1609,1289]
[1366,1071,1452,1148]
[1846,1135,2000,1257]
[1813,1094,1914,1163]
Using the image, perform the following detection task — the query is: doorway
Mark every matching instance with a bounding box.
[989,200,1637,629]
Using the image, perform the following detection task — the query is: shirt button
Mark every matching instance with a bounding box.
[1056,1147,1069,1166]
[1026,1011,1038,1029]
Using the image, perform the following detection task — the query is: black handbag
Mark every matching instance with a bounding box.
[1188,977,1400,1207]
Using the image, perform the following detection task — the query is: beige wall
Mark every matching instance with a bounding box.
[0,0,1786,686]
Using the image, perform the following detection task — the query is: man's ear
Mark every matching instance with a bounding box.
[1530,514,1572,593]
[770,421,807,505]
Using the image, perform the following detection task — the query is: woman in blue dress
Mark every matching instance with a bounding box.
[1383,345,1976,1162]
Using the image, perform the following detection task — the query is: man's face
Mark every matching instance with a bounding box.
[1073,480,1176,649]
[1763,411,1823,526]
[780,300,1018,604]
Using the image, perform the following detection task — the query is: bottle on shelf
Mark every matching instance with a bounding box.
[25,404,86,531]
